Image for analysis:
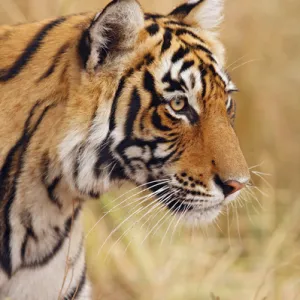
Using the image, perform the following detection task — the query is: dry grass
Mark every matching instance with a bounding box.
[1,0,300,299]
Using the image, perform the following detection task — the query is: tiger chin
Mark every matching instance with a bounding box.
[0,0,250,299]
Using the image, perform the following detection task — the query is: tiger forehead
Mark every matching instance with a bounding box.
[140,17,233,94]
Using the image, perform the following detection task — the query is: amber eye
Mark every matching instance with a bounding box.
[170,98,187,112]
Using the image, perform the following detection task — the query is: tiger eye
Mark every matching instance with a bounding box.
[170,98,186,112]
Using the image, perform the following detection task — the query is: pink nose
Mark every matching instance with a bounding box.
[222,180,245,197]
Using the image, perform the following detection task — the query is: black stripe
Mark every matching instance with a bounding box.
[200,67,208,98]
[180,60,194,73]
[161,29,172,54]
[78,29,91,69]
[148,148,178,167]
[227,98,233,112]
[208,64,217,76]
[175,28,205,44]
[172,46,190,63]
[144,70,163,106]
[21,233,29,261]
[64,265,86,300]
[145,13,164,20]
[73,144,84,192]
[144,70,155,93]
[47,177,62,205]
[41,153,62,209]
[78,29,91,68]
[125,88,141,136]
[0,17,66,82]
[20,211,38,261]
[166,141,178,151]
[169,0,203,17]
[162,71,185,93]
[59,62,69,82]
[148,182,192,213]
[109,68,134,131]
[109,77,125,131]
[168,149,185,164]
[179,78,188,91]
[152,109,172,131]
[116,137,172,159]
[146,23,160,36]
[192,43,213,57]
[0,101,56,276]
[165,112,179,123]
[144,54,155,66]
[190,74,196,89]
[164,20,191,28]
[184,106,199,125]
[208,64,226,87]
[136,53,155,71]
[64,206,81,233]
[21,226,38,261]
[94,138,111,177]
[178,39,215,66]
[37,42,70,81]
[94,137,125,181]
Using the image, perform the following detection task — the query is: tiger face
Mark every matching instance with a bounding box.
[64,0,250,225]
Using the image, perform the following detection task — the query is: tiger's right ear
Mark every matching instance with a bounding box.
[79,0,144,72]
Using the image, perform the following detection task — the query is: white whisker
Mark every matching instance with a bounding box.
[97,186,171,257]
[248,161,266,170]
[227,53,251,70]
[251,171,273,188]
[231,59,261,72]
[85,181,169,239]
[169,201,191,244]
[103,190,174,260]
[141,191,180,245]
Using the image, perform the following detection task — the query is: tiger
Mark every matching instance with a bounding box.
[0,0,250,298]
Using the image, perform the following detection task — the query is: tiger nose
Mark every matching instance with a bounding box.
[222,180,245,197]
[215,176,246,198]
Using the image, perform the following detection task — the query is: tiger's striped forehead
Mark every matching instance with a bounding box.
[126,14,236,116]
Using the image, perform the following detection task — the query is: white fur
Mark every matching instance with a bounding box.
[77,104,112,195]
[0,175,90,299]
[226,96,232,110]
[180,176,246,226]
[59,129,85,193]
[187,0,224,31]
[226,81,238,92]
[0,226,90,299]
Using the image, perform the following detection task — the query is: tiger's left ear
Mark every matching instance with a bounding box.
[169,0,224,31]
[79,0,144,72]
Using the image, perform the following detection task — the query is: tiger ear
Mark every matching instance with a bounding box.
[79,0,144,71]
[169,0,224,31]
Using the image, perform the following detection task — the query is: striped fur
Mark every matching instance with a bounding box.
[0,0,249,299]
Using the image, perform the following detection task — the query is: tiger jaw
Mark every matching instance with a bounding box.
[155,183,242,226]
[183,203,223,226]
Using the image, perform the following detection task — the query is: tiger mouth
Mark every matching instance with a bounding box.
[162,197,193,214]
[147,181,221,215]
[163,198,223,215]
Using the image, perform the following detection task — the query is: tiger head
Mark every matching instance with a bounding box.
[62,0,250,225]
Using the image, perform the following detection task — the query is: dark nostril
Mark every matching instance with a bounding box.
[223,180,245,197]
[214,176,245,198]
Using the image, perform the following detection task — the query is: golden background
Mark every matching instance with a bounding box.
[1,0,300,299]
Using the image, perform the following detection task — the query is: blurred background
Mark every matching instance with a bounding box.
[1,0,300,299]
